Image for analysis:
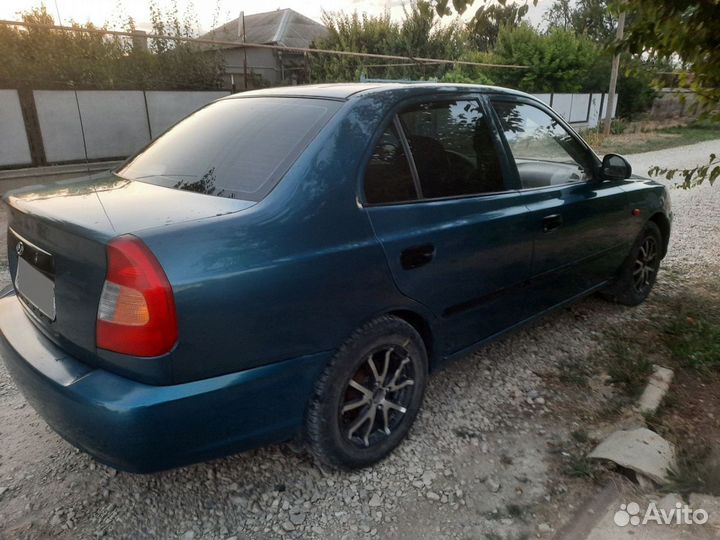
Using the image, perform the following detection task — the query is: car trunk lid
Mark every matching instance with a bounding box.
[4,174,254,372]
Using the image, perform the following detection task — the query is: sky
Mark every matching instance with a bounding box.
[0,0,554,34]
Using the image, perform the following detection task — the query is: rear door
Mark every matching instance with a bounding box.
[363,95,534,357]
[488,97,631,311]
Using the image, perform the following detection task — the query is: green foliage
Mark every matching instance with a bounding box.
[617,1,720,188]
[650,153,720,190]
[311,2,464,83]
[467,2,528,52]
[0,3,224,90]
[432,0,538,18]
[492,23,599,93]
[546,0,615,43]
[617,0,720,116]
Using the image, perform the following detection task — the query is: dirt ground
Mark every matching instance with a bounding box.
[0,140,719,540]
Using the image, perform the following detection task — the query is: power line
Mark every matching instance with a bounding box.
[0,19,530,70]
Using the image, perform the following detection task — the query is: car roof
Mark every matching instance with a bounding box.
[224,82,534,101]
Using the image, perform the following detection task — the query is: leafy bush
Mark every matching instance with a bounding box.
[492,23,600,93]
[0,4,224,90]
[310,2,464,83]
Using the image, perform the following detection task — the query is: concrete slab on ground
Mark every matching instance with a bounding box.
[589,428,676,484]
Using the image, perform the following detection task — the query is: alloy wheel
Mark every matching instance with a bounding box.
[633,236,658,293]
[339,346,416,448]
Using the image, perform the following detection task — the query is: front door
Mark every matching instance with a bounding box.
[489,98,632,311]
[363,96,534,356]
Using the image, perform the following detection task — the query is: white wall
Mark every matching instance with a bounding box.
[32,89,230,164]
[532,93,552,106]
[569,93,590,123]
[530,92,618,129]
[34,90,87,162]
[77,91,150,159]
[0,90,32,167]
[146,91,228,138]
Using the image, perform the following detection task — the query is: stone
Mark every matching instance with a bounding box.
[368,494,382,507]
[487,478,501,493]
[289,511,305,526]
[588,427,676,484]
[638,365,674,415]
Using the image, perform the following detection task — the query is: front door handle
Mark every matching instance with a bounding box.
[542,214,563,233]
[401,244,435,270]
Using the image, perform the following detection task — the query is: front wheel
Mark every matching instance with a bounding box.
[305,316,428,470]
[602,221,663,306]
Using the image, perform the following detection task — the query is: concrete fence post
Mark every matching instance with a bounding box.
[16,87,47,167]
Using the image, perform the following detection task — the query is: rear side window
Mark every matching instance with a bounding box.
[398,100,504,198]
[364,123,418,204]
[118,97,340,201]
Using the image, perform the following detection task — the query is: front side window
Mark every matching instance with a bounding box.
[398,99,504,198]
[118,97,340,201]
[364,123,418,204]
[491,101,593,189]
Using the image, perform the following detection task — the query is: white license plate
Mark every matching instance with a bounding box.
[15,257,56,320]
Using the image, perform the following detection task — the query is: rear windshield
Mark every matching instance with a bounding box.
[117,97,341,201]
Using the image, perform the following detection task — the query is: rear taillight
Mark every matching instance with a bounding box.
[96,235,178,357]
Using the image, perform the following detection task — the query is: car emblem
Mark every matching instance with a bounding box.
[16,241,24,257]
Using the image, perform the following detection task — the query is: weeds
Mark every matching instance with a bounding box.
[604,337,654,397]
[556,358,593,387]
[563,453,597,479]
[663,305,720,372]
[663,445,715,497]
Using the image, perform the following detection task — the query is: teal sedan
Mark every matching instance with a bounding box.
[0,83,671,472]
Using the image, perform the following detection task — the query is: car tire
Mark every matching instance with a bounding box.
[601,221,663,306]
[305,315,428,470]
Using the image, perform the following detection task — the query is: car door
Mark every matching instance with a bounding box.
[489,97,632,312]
[363,95,535,357]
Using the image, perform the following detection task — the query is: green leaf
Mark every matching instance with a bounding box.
[710,165,720,186]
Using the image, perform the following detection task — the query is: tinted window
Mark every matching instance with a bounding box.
[118,97,340,201]
[364,123,418,204]
[399,100,504,198]
[492,101,593,189]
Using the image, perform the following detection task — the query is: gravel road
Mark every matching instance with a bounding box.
[0,140,718,540]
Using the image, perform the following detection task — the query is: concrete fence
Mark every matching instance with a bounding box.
[0,88,616,170]
[532,92,617,129]
[0,89,229,168]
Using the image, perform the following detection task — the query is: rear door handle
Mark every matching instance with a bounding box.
[542,214,563,233]
[401,244,435,270]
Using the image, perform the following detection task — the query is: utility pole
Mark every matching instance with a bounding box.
[603,11,626,137]
[238,11,248,91]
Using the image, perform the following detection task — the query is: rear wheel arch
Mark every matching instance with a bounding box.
[649,212,670,258]
[387,309,434,369]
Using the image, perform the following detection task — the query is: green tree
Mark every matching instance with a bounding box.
[546,0,614,43]
[467,2,528,52]
[543,0,573,30]
[0,4,224,90]
[492,23,599,93]
[311,2,464,82]
[617,0,720,187]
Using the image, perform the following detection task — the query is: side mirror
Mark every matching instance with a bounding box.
[601,153,632,180]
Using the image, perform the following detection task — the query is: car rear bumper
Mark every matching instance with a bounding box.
[0,293,331,473]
